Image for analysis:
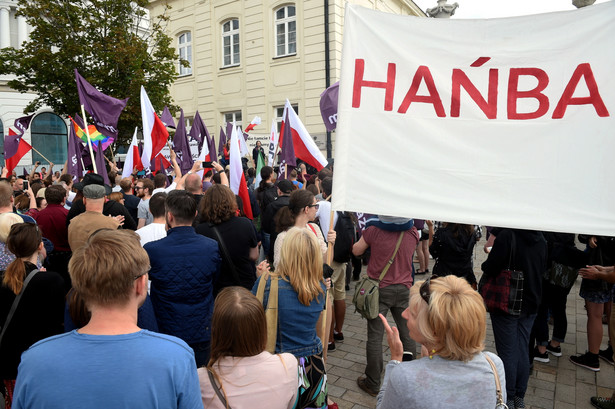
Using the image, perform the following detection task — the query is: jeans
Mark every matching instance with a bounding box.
[533,280,572,344]
[261,232,271,262]
[365,284,415,390]
[190,341,211,368]
[491,312,537,399]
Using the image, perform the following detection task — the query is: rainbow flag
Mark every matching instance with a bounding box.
[70,117,114,151]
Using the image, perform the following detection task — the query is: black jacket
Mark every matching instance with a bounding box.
[261,195,290,235]
[481,229,547,315]
[430,226,477,283]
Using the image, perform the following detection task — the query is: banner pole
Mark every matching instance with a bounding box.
[30,146,53,165]
[80,105,97,173]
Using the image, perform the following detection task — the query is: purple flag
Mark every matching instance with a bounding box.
[225,122,233,145]
[319,82,339,132]
[160,106,176,129]
[173,109,193,174]
[189,111,206,149]
[95,141,110,185]
[218,126,227,156]
[5,115,33,158]
[279,110,296,179]
[66,115,85,180]
[207,131,217,162]
[75,69,128,139]
[14,115,33,136]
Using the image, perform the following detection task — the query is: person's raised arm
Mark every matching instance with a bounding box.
[170,149,181,181]
[213,162,228,187]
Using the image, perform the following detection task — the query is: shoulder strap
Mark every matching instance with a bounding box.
[209,223,242,286]
[378,232,405,282]
[307,223,318,236]
[484,353,505,407]
[207,369,232,409]
[0,269,40,348]
[255,273,279,354]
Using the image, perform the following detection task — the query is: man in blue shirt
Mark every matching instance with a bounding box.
[12,229,202,409]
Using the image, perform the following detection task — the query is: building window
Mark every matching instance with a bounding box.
[30,113,67,165]
[275,5,296,57]
[223,111,242,128]
[222,19,240,67]
[275,104,298,132]
[178,31,192,76]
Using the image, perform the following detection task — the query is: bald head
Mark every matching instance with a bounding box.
[185,173,203,194]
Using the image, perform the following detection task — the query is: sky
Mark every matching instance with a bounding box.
[412,0,611,19]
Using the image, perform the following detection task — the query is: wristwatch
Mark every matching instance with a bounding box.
[389,360,401,365]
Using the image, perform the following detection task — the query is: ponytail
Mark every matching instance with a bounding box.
[2,258,26,295]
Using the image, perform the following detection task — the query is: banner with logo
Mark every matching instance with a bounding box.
[333,3,615,236]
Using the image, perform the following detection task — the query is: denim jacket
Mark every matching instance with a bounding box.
[252,275,325,358]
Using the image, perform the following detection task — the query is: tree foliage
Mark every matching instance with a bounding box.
[0,0,182,148]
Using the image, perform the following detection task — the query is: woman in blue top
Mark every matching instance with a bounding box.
[253,227,329,409]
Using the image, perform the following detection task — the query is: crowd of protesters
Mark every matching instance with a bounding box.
[0,155,613,409]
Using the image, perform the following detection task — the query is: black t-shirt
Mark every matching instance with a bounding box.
[195,217,258,295]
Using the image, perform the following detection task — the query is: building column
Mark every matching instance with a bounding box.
[0,6,10,49]
[17,14,27,47]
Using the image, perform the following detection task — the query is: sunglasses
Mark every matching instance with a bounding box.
[308,203,319,208]
[134,186,143,190]
[419,275,439,304]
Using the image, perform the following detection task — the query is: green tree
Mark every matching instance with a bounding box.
[0,0,183,148]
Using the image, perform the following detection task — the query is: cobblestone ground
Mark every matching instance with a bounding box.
[326,236,615,409]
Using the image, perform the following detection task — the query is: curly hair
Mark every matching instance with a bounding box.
[199,184,238,224]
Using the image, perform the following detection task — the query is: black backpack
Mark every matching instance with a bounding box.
[333,211,356,263]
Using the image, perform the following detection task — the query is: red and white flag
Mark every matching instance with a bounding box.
[140,86,168,168]
[280,99,327,170]
[244,116,261,133]
[122,128,143,178]
[230,125,253,219]
[196,141,209,179]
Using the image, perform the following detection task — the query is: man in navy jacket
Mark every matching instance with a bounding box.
[145,190,221,367]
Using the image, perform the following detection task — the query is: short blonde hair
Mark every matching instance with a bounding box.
[0,213,24,243]
[409,275,486,362]
[276,227,324,306]
[69,229,150,307]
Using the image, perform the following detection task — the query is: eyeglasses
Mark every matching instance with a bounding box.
[134,186,143,190]
[308,203,319,208]
[419,275,438,304]
[134,271,148,280]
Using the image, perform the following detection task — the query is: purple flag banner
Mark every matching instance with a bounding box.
[225,122,233,146]
[75,69,128,139]
[319,81,339,132]
[173,109,193,174]
[66,115,85,180]
[160,106,176,129]
[189,111,206,149]
[14,115,33,136]
[218,126,226,156]
[207,129,217,162]
[279,110,296,178]
[95,141,110,185]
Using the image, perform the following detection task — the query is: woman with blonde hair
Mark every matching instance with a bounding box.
[0,213,23,271]
[198,287,298,409]
[0,223,64,407]
[253,227,329,409]
[377,275,506,409]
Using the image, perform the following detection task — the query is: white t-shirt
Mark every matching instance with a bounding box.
[315,199,338,237]
[136,222,167,247]
[152,181,177,196]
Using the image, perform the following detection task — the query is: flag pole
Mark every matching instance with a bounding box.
[30,146,53,165]
[80,104,98,173]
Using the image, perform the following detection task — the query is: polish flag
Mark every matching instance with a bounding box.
[122,128,143,178]
[140,86,169,168]
[280,99,328,170]
[5,128,32,176]
[230,125,253,219]
[243,116,261,133]
[196,141,209,179]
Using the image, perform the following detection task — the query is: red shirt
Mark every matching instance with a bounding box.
[362,226,419,289]
[34,204,70,251]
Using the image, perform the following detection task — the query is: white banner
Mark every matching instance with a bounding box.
[333,3,615,236]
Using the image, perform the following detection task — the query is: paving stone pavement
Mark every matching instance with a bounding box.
[326,236,615,409]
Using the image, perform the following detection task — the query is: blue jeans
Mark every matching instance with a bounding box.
[261,232,271,262]
[490,312,537,399]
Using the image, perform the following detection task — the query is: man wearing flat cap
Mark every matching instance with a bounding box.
[66,173,137,230]
[67,184,123,252]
